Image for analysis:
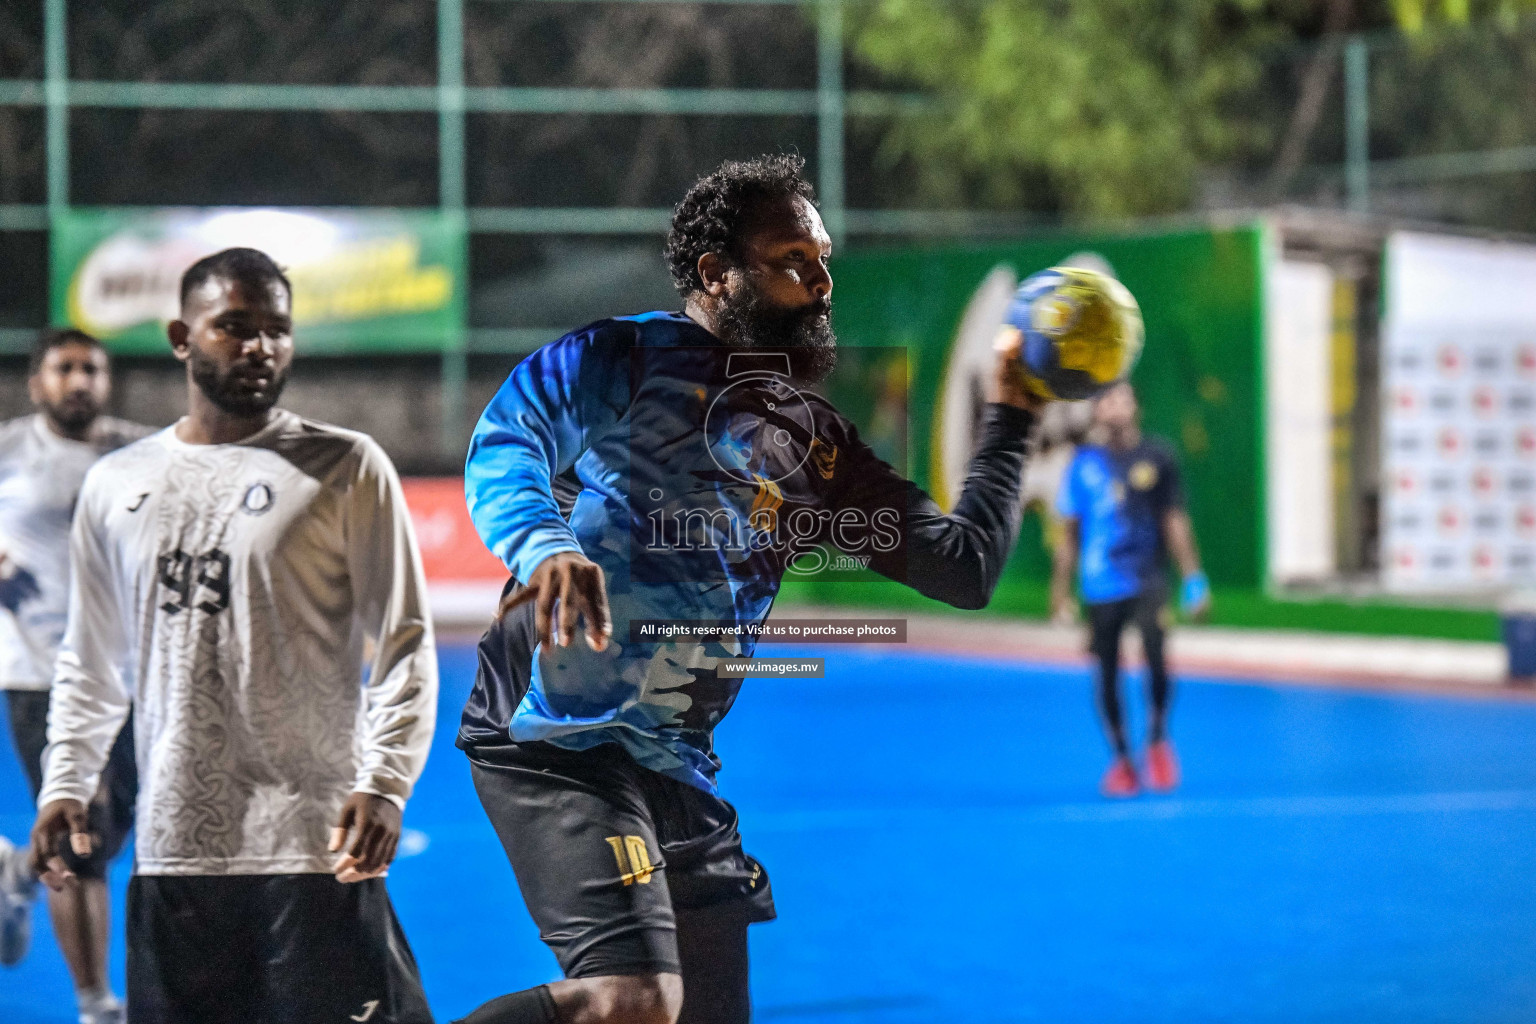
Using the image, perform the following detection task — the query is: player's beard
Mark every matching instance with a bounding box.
[189,348,289,417]
[716,284,838,386]
[42,391,102,434]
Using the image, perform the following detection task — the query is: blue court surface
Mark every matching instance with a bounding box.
[3,640,1536,1023]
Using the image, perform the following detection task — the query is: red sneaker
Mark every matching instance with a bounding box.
[1100,755,1140,798]
[1146,739,1181,792]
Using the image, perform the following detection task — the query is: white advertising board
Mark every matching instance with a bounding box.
[1381,232,1536,591]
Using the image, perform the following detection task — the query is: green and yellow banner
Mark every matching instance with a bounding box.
[50,208,467,355]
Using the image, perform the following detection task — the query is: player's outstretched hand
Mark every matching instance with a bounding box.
[30,798,91,890]
[330,793,402,884]
[498,551,613,652]
[991,328,1047,414]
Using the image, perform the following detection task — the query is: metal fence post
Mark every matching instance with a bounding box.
[817,0,847,244]
[1344,35,1369,215]
[439,0,470,461]
[44,0,70,312]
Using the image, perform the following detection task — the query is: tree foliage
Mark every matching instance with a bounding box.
[1390,0,1536,32]
[844,0,1292,217]
[843,0,1536,218]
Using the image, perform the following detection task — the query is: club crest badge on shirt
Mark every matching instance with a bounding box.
[241,482,276,515]
[1128,460,1159,491]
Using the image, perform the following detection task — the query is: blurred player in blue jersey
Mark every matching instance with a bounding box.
[1051,382,1209,798]
[454,154,1046,1024]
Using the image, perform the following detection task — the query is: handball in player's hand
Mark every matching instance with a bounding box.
[1004,267,1143,401]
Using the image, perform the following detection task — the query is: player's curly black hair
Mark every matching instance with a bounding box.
[664,153,818,297]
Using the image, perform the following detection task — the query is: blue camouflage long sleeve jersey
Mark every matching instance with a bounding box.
[461,311,1034,791]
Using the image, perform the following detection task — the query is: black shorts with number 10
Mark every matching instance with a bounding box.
[468,739,776,979]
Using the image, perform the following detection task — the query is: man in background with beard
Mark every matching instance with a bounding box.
[31,248,438,1024]
[0,329,148,1023]
[454,155,1046,1024]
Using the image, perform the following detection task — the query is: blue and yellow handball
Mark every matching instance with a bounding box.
[1003,266,1143,401]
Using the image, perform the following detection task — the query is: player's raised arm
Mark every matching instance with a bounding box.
[31,477,129,886]
[833,339,1042,611]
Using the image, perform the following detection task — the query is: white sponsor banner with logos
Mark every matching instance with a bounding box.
[1381,232,1536,591]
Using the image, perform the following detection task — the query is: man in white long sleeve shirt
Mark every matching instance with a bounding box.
[30,247,439,1024]
[0,329,149,1023]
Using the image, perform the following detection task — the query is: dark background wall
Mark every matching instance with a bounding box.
[0,353,525,475]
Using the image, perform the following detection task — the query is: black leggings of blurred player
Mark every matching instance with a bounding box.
[1086,593,1172,756]
[7,691,135,993]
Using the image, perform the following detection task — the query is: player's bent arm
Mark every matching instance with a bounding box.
[345,440,439,811]
[840,402,1036,611]
[465,327,630,583]
[1163,508,1202,577]
[37,484,131,812]
[1163,508,1211,618]
[32,483,130,882]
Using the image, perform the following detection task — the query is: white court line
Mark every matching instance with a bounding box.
[747,788,1536,834]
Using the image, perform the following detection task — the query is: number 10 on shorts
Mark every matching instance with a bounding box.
[605,835,655,885]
